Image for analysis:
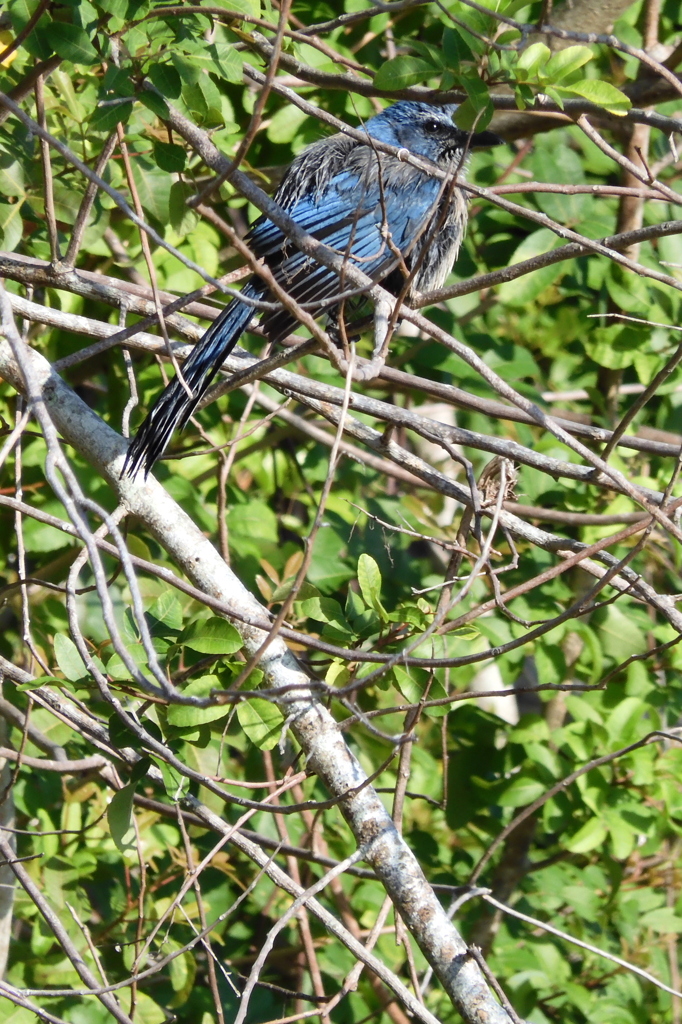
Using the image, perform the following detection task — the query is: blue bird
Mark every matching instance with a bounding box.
[123,101,500,477]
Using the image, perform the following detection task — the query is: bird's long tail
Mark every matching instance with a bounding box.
[122,279,266,478]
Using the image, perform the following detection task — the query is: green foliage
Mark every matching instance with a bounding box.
[1,0,682,1022]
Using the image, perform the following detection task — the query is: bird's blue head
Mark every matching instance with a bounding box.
[364,101,501,164]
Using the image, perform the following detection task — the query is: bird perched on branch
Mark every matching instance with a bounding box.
[123,101,500,478]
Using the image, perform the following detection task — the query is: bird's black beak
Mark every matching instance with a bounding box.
[470,129,504,148]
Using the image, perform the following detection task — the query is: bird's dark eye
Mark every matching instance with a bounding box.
[423,119,441,133]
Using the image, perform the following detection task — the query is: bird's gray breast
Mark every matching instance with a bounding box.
[408,189,468,296]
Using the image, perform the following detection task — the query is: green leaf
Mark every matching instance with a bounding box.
[516,42,550,79]
[542,85,565,110]
[210,0,260,15]
[514,82,535,110]
[604,810,637,860]
[107,783,137,852]
[296,594,349,632]
[236,698,285,750]
[73,0,99,33]
[0,201,24,252]
[167,675,230,727]
[564,694,603,725]
[148,592,184,634]
[31,917,55,957]
[308,522,353,592]
[126,992,167,1024]
[0,149,25,197]
[101,63,135,98]
[565,816,608,853]
[182,74,224,128]
[109,712,163,752]
[168,942,197,1005]
[534,641,567,687]
[500,0,535,18]
[169,180,199,235]
[571,622,603,687]
[533,135,588,222]
[585,324,643,370]
[409,40,447,71]
[153,140,186,173]
[227,501,279,555]
[179,617,242,655]
[511,715,550,744]
[453,97,493,132]
[374,55,436,91]
[130,757,152,785]
[605,696,653,746]
[442,27,475,66]
[593,605,647,661]
[54,633,88,682]
[15,675,64,692]
[393,666,449,716]
[454,76,493,131]
[151,756,190,799]
[148,62,182,98]
[560,79,631,115]
[461,74,490,111]
[267,103,309,145]
[50,22,99,65]
[212,41,245,84]
[130,157,172,223]
[106,639,156,681]
[563,884,601,920]
[50,67,86,120]
[640,908,682,933]
[524,742,561,777]
[544,45,594,82]
[89,99,132,133]
[447,11,488,56]
[6,0,39,33]
[498,776,546,807]
[392,665,424,706]
[0,997,42,1023]
[603,263,653,315]
[498,228,565,306]
[170,51,200,86]
[357,554,387,622]
[325,660,350,687]
[139,90,170,119]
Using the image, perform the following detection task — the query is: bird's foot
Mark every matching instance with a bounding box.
[333,352,386,382]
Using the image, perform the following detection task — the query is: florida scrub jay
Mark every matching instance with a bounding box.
[123,101,500,477]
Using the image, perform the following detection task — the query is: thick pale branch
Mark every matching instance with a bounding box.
[0,307,512,1023]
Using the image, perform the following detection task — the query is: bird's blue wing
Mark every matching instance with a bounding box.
[248,167,442,338]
